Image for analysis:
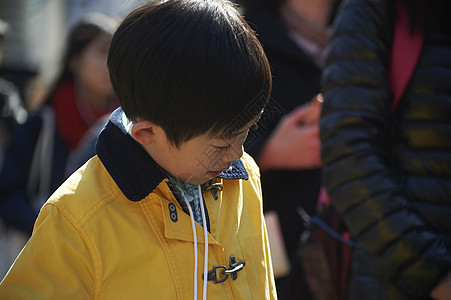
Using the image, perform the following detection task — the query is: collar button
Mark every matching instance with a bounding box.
[168,203,178,222]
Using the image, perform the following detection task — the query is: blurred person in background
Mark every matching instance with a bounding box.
[0,19,27,165]
[0,17,28,278]
[239,0,340,298]
[0,12,119,278]
[321,0,451,299]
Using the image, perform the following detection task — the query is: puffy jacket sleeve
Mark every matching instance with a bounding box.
[320,0,451,298]
[0,203,96,299]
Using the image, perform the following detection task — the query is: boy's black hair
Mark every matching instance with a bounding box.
[108,0,272,147]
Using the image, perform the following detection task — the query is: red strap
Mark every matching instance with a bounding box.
[389,3,424,113]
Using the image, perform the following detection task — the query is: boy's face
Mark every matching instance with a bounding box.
[149,124,252,185]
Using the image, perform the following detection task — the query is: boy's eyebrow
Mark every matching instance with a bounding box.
[216,126,247,140]
[228,128,248,138]
[217,109,265,140]
[236,110,264,133]
[222,115,262,139]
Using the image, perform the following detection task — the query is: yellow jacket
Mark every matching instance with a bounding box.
[0,108,277,299]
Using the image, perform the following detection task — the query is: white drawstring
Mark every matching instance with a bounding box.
[198,185,209,300]
[182,196,198,300]
[181,186,209,300]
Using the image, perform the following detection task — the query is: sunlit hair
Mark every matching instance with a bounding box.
[108,0,272,147]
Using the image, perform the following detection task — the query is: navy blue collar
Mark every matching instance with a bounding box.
[95,108,249,202]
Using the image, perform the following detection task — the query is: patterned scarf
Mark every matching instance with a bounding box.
[165,175,204,226]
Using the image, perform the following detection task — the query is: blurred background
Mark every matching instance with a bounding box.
[0,0,141,109]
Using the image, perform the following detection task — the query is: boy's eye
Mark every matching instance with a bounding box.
[214,145,231,152]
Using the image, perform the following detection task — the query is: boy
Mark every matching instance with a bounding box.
[0,0,277,299]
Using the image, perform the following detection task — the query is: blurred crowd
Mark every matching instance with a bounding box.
[1,0,451,299]
[0,0,131,278]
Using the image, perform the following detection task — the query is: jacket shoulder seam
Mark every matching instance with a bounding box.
[47,202,104,299]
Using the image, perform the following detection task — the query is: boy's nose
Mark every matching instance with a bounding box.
[223,145,244,163]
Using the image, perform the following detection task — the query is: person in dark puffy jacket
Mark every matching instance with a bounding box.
[320,0,451,299]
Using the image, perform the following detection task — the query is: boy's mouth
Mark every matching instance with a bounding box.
[207,170,223,178]
[208,164,232,178]
[207,165,231,178]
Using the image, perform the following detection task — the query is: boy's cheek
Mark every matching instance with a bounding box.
[194,149,223,170]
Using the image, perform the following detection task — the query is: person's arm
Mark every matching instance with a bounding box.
[320,0,451,298]
[431,272,451,300]
[0,203,95,298]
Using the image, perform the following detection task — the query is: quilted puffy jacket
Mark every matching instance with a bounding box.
[320,0,451,299]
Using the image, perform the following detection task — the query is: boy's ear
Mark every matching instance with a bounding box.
[130,120,158,145]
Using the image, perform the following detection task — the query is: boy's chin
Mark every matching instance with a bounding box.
[184,177,211,186]
[173,174,209,186]
[179,173,220,186]
[171,168,226,185]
